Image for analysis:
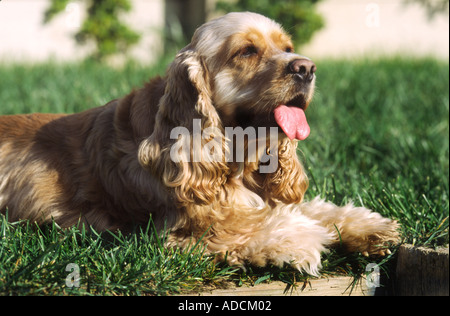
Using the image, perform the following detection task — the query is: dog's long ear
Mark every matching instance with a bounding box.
[139,46,229,206]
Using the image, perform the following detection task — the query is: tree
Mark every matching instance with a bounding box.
[44,0,140,61]
[215,0,325,47]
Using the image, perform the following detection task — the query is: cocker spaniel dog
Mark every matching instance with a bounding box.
[0,12,399,275]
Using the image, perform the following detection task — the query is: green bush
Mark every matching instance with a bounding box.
[216,0,325,47]
[44,0,140,61]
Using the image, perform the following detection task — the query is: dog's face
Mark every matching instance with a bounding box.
[191,12,316,137]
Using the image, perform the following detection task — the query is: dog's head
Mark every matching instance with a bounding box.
[191,12,316,140]
[139,12,311,206]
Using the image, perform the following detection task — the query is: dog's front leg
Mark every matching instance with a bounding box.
[192,203,335,276]
[299,197,400,256]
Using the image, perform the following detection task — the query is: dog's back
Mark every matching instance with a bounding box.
[0,111,99,226]
[0,76,169,231]
[0,103,132,229]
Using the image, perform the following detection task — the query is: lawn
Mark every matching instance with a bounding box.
[0,57,448,295]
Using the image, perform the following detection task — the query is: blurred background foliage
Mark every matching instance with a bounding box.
[44,0,140,61]
[42,0,449,62]
[215,0,325,47]
[405,0,449,17]
[43,0,326,61]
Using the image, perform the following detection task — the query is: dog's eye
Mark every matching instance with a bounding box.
[285,47,294,53]
[240,45,258,57]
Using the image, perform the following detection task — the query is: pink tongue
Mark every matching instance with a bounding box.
[274,105,310,141]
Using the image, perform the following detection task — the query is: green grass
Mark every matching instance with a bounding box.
[0,218,236,295]
[0,60,169,115]
[0,57,448,295]
[305,57,449,248]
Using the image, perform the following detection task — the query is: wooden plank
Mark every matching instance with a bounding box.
[396,244,449,296]
[195,276,372,296]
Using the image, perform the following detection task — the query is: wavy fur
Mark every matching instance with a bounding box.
[0,13,399,274]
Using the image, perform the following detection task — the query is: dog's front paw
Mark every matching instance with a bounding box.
[360,221,401,257]
[343,217,401,256]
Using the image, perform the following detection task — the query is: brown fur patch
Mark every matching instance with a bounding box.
[0,12,399,273]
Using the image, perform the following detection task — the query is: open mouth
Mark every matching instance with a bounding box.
[232,93,311,141]
[285,93,308,111]
[274,93,310,141]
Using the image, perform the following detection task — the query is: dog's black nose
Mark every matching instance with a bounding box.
[288,59,316,82]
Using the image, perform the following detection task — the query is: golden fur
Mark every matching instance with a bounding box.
[0,13,399,274]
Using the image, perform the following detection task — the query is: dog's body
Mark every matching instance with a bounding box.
[0,13,398,274]
[0,80,167,232]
